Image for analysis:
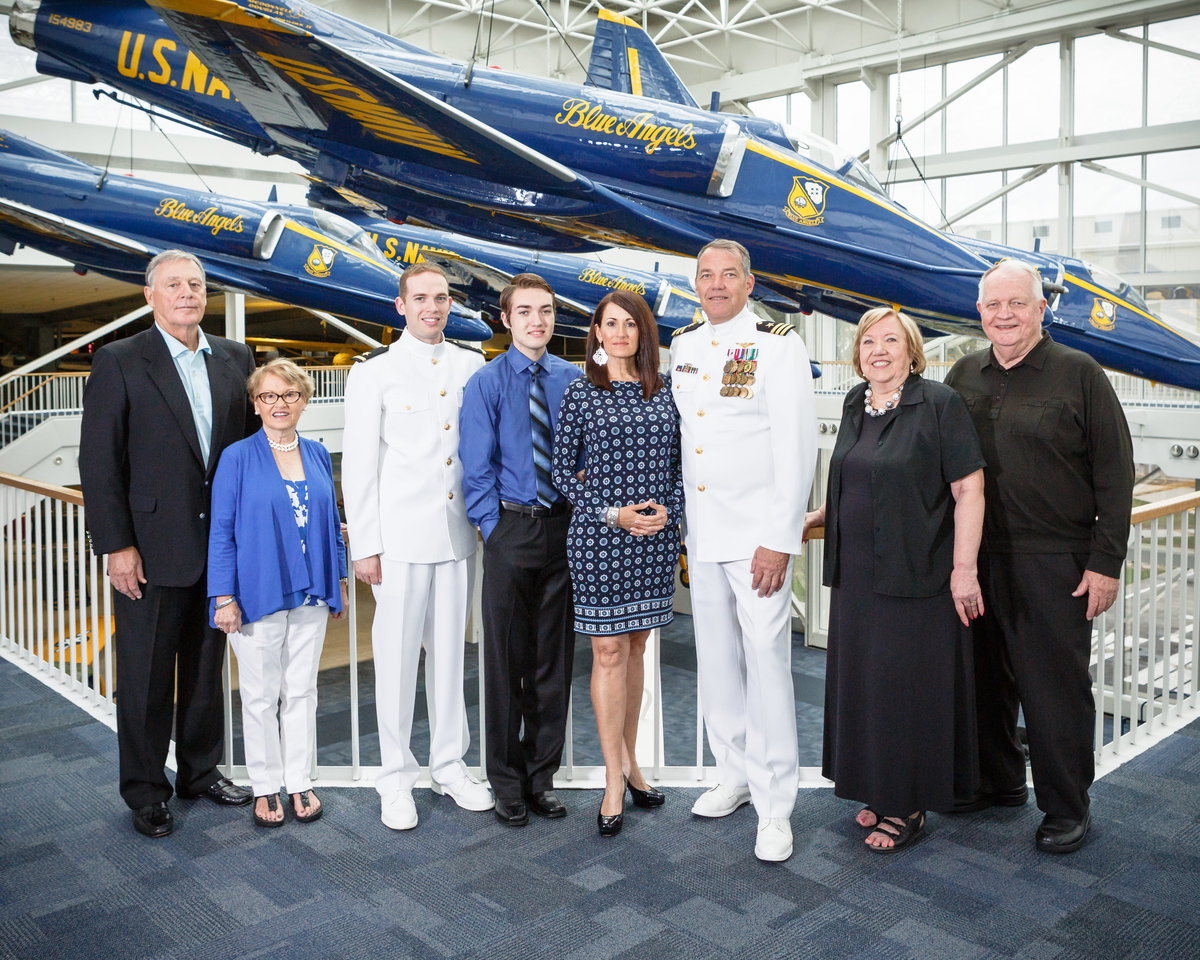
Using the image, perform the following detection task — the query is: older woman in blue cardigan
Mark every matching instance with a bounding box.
[209,358,348,827]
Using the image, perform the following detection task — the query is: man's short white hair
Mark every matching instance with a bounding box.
[145,249,206,289]
[978,258,1043,304]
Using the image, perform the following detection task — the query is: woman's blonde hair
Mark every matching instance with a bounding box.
[246,357,315,401]
[851,307,926,378]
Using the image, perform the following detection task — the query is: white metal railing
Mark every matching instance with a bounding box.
[3,477,1197,790]
[0,372,88,425]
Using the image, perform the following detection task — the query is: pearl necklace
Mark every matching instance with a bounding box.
[267,433,299,452]
[864,383,903,418]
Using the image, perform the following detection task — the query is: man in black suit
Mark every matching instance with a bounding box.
[79,249,257,837]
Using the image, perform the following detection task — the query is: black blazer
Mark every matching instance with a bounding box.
[822,374,985,598]
[79,325,257,588]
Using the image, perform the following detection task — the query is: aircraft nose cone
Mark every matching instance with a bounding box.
[446,314,493,342]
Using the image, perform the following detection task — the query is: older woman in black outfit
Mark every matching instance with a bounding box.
[804,307,985,853]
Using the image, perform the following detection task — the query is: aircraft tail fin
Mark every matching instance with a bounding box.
[0,129,92,168]
[587,10,697,107]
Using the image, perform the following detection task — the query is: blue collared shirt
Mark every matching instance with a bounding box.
[459,346,582,540]
[156,322,214,466]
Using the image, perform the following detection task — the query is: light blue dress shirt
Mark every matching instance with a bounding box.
[155,322,213,466]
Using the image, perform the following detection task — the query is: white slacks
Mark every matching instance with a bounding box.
[689,557,799,819]
[229,603,328,797]
[372,557,473,796]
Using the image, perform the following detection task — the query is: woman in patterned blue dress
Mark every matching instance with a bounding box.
[209,359,348,828]
[553,291,683,837]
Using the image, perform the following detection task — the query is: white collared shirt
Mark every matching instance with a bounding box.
[156,322,213,465]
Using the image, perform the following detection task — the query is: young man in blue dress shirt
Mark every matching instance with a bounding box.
[459,274,582,826]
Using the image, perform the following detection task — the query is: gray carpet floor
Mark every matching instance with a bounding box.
[3,651,1200,960]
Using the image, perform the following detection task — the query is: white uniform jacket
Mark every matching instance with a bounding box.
[342,331,485,564]
[670,306,817,563]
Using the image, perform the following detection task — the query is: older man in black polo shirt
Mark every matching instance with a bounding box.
[945,259,1133,854]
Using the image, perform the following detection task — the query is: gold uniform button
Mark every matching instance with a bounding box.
[445,457,453,466]
[443,423,451,431]
[698,484,706,492]
[697,409,705,417]
[440,389,447,396]
[711,339,719,346]
[431,358,438,365]
[405,404,411,410]
[702,374,710,381]
[695,447,703,454]
[447,492,454,500]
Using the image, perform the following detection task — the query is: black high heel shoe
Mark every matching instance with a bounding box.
[626,777,665,809]
[597,802,624,838]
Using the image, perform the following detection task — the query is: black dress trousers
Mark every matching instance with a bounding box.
[480,509,574,801]
[113,580,226,808]
[973,551,1095,821]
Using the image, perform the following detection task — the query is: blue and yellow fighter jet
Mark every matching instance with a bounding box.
[0,129,712,343]
[11,1,1200,387]
[0,129,493,340]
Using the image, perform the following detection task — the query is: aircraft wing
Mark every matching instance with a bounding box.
[145,0,586,195]
[0,197,151,260]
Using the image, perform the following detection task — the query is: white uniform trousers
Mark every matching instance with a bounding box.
[689,557,799,819]
[229,603,328,797]
[372,557,473,796]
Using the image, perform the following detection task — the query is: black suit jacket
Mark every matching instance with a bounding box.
[79,324,257,587]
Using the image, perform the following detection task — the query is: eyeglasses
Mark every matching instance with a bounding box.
[256,390,303,404]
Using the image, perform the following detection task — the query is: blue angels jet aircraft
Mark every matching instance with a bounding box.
[0,129,493,340]
[11,0,1200,388]
[0,128,715,343]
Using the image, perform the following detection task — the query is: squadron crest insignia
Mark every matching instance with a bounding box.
[784,177,826,226]
[1089,298,1116,331]
[304,244,336,278]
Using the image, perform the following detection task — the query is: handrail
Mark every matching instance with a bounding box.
[1130,490,1200,524]
[0,470,84,504]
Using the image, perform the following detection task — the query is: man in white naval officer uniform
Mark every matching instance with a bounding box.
[342,262,493,831]
[670,239,818,862]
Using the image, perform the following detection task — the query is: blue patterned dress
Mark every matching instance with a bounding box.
[552,376,684,634]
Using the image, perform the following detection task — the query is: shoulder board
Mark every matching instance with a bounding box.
[445,339,485,356]
[671,320,704,338]
[353,345,390,363]
[755,320,796,336]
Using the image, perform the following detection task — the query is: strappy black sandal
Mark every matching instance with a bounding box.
[865,811,925,854]
[253,794,285,828]
[290,789,323,823]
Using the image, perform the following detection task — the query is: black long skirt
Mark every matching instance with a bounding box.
[821,424,979,816]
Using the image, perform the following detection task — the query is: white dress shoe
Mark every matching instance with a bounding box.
[431,775,494,812]
[380,790,418,831]
[691,783,752,818]
[755,817,793,862]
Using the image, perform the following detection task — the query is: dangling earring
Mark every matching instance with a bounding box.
[592,344,609,365]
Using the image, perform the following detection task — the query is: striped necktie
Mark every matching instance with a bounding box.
[528,362,556,506]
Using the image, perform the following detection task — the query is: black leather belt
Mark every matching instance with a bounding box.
[500,499,569,518]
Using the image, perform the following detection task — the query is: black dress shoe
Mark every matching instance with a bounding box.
[132,801,173,838]
[598,806,624,838]
[494,797,529,827]
[1036,811,1090,853]
[526,790,567,818]
[949,784,1028,813]
[626,778,665,809]
[177,777,253,806]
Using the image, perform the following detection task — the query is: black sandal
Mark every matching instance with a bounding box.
[253,794,285,828]
[865,811,925,854]
[291,789,323,823]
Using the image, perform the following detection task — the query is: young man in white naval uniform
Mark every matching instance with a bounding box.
[670,239,818,861]
[343,263,493,830]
